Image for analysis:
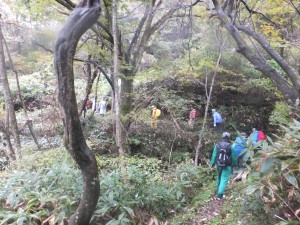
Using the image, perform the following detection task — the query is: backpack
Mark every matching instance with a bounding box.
[216,142,232,168]
[156,109,161,117]
[257,131,266,141]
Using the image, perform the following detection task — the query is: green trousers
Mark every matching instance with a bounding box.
[216,166,232,198]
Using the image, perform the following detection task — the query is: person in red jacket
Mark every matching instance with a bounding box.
[188,107,199,129]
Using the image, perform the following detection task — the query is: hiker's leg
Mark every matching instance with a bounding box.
[216,167,222,193]
[154,118,157,129]
[217,166,232,198]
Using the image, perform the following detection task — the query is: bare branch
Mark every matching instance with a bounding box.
[240,0,281,28]
[55,0,74,10]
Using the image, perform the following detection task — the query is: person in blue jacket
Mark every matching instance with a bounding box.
[210,132,236,200]
[212,109,222,127]
[251,128,259,143]
[234,132,248,167]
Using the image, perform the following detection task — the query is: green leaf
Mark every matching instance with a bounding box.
[284,172,299,188]
[95,206,110,215]
[121,217,131,223]
[118,212,125,220]
[260,158,279,175]
[276,221,300,225]
[123,206,135,217]
[106,219,120,225]
[17,216,26,225]
[246,184,260,195]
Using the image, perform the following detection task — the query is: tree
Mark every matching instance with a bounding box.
[54,0,101,224]
[52,0,186,113]
[0,14,21,160]
[195,34,224,166]
[112,0,124,155]
[210,0,300,104]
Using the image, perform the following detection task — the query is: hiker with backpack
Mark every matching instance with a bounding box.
[251,128,267,157]
[234,132,248,168]
[151,105,161,129]
[210,132,237,200]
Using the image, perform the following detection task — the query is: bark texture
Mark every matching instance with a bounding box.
[54,1,101,224]
[112,0,124,154]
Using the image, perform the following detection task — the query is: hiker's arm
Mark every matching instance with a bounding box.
[213,114,217,126]
[210,145,217,167]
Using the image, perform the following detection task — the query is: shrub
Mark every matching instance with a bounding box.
[0,152,206,224]
[243,119,300,223]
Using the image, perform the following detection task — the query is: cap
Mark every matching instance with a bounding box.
[222,132,230,138]
[212,109,216,113]
[241,132,247,137]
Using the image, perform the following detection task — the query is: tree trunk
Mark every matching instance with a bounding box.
[195,39,223,166]
[211,0,299,104]
[79,55,99,117]
[120,70,134,114]
[0,16,21,160]
[2,33,41,151]
[54,1,101,225]
[236,25,300,97]
[112,0,124,155]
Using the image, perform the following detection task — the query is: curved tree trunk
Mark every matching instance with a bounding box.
[54,1,101,225]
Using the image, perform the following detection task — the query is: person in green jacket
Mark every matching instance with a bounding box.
[210,132,237,200]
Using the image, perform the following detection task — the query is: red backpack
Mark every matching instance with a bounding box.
[257,131,266,141]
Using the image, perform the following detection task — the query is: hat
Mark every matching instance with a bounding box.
[212,109,216,113]
[222,132,230,138]
[151,105,156,108]
[241,132,247,137]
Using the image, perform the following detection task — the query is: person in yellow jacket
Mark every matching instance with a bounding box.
[151,105,161,129]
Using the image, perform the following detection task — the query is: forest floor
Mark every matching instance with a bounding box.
[191,198,224,225]
[181,179,245,225]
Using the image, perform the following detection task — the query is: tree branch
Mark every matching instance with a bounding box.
[240,0,281,28]
[54,0,74,10]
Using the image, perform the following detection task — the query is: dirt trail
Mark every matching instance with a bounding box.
[184,198,224,225]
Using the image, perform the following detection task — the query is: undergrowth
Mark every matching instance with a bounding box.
[0,148,208,225]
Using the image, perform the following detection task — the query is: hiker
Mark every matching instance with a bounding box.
[212,109,222,127]
[151,105,161,129]
[250,128,259,144]
[251,128,267,157]
[188,107,199,129]
[234,132,248,168]
[210,132,236,200]
[99,98,108,116]
[82,98,91,118]
[250,128,267,144]
[92,97,97,112]
[85,98,92,110]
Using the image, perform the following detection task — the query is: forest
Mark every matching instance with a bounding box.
[0,0,299,224]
